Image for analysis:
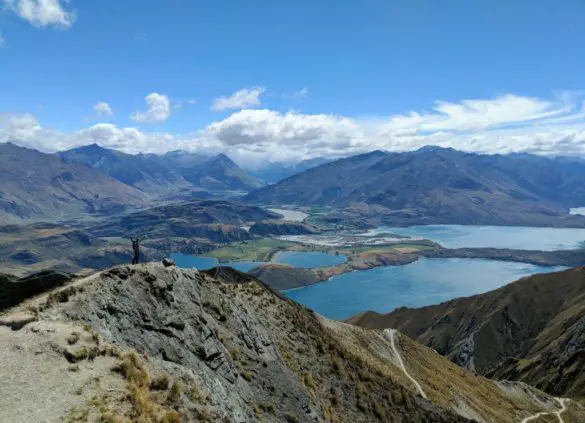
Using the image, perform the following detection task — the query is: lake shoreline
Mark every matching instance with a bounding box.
[248,246,585,291]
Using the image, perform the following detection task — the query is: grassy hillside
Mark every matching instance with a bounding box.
[349,266,585,400]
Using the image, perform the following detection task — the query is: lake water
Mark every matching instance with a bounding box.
[170,250,345,271]
[170,253,264,272]
[285,258,567,320]
[273,251,347,268]
[268,208,308,222]
[363,225,585,251]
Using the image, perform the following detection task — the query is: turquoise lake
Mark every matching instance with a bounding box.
[285,258,567,320]
[364,225,585,251]
[172,224,581,320]
[170,253,264,272]
[171,250,347,271]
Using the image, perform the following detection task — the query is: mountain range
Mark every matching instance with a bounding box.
[0,143,149,224]
[248,157,333,184]
[60,144,265,194]
[5,142,585,228]
[0,143,267,223]
[349,266,585,400]
[245,147,585,227]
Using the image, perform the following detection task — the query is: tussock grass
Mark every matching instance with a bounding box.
[258,403,275,414]
[67,332,80,345]
[149,374,170,391]
[110,351,188,422]
[167,381,183,405]
[112,351,150,388]
[302,372,314,389]
[44,285,82,308]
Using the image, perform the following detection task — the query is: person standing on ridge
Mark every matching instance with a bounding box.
[130,237,143,265]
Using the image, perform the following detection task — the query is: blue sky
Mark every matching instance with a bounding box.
[1,0,585,165]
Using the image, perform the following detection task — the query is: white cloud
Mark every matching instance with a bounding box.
[291,87,309,99]
[173,98,197,109]
[130,93,171,123]
[4,0,76,28]
[3,92,585,165]
[212,87,265,111]
[93,102,113,117]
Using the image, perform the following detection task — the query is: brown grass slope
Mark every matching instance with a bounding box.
[348,266,585,400]
[2,264,583,422]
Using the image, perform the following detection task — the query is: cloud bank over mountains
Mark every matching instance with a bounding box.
[2,92,585,165]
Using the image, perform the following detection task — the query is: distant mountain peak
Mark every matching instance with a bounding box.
[363,149,388,158]
[66,143,114,156]
[164,149,191,157]
[1,141,35,152]
[209,153,237,167]
[414,145,457,154]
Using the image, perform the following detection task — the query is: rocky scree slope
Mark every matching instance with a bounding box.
[2,264,585,422]
[349,266,585,401]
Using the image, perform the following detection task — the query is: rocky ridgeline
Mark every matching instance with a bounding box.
[1,263,584,422]
[249,220,321,236]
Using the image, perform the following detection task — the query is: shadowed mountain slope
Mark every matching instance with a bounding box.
[245,147,585,227]
[163,151,266,192]
[0,143,148,224]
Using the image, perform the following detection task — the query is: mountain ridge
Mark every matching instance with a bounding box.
[348,266,585,400]
[0,143,149,224]
[2,263,584,422]
[60,144,265,195]
[245,147,585,227]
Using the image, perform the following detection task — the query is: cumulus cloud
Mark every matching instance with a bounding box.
[212,87,265,111]
[2,93,585,165]
[4,0,76,28]
[93,102,113,117]
[130,93,171,123]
